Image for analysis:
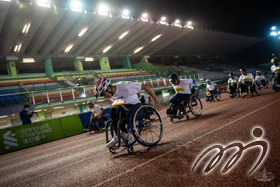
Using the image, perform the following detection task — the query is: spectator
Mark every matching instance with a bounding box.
[19,104,34,125]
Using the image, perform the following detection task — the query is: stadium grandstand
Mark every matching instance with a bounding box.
[0,0,265,129]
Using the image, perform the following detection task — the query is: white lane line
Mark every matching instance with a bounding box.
[9,151,108,187]
[93,98,280,187]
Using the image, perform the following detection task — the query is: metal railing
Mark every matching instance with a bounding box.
[63,70,94,80]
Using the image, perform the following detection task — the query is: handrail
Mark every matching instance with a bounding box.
[18,81,29,92]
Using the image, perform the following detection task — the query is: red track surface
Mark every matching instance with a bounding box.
[1,88,280,187]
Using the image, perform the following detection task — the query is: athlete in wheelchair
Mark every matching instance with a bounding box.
[228,73,240,98]
[93,77,163,154]
[255,70,268,90]
[237,68,260,98]
[206,79,220,102]
[84,101,108,133]
[166,74,203,122]
[270,57,280,92]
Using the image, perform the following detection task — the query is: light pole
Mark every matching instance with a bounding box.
[270,26,280,57]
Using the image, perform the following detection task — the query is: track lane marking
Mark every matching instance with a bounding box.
[93,98,280,187]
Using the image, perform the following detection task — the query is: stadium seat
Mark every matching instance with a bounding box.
[10,91,16,94]
[16,97,22,103]
[3,92,9,95]
[8,98,15,104]
[0,98,8,105]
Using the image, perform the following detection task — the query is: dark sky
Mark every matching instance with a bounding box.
[63,0,280,38]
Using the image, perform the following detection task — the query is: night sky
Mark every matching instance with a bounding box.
[61,0,280,38]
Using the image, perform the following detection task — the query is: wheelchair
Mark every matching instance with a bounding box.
[105,104,163,154]
[166,91,203,122]
[271,76,280,92]
[229,85,240,98]
[86,116,107,133]
[206,90,221,102]
[239,82,260,98]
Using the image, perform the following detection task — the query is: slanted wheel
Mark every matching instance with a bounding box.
[127,146,134,154]
[131,105,163,147]
[215,91,221,101]
[189,95,203,117]
[109,148,116,154]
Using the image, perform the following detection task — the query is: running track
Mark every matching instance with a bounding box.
[0,88,280,187]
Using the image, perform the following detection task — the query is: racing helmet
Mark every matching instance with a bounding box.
[271,57,278,63]
[206,79,211,82]
[256,70,261,74]
[239,68,246,72]
[169,74,178,84]
[229,73,233,76]
[87,101,94,105]
[94,77,111,99]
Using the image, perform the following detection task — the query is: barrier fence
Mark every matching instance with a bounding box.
[0,115,84,155]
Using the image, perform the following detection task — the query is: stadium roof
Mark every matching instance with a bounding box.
[0,0,264,67]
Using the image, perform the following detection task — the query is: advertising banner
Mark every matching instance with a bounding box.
[0,119,64,155]
[59,115,84,137]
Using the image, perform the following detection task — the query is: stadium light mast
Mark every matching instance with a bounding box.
[270,26,280,57]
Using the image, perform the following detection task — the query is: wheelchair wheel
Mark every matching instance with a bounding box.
[131,105,163,147]
[215,91,221,101]
[189,95,203,117]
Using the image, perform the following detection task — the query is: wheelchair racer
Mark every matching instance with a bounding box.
[167,74,198,116]
[270,57,280,89]
[237,68,258,96]
[137,93,151,104]
[255,70,268,89]
[206,79,219,101]
[84,101,106,132]
[227,73,239,95]
[93,77,161,148]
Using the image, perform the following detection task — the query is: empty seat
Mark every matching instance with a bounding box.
[8,98,15,104]
[0,98,8,105]
[16,97,22,103]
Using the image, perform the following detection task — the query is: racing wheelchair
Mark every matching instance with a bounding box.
[239,82,260,98]
[271,75,280,92]
[228,85,240,98]
[87,115,108,133]
[166,90,203,122]
[206,90,221,102]
[105,104,163,154]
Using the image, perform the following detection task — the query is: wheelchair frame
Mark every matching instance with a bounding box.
[239,82,260,98]
[206,91,221,103]
[168,93,203,122]
[105,103,163,154]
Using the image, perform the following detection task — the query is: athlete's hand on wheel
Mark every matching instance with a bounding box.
[153,100,162,111]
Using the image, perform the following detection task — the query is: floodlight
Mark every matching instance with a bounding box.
[70,1,82,12]
[37,0,50,8]
[103,46,112,53]
[271,32,277,36]
[134,47,143,53]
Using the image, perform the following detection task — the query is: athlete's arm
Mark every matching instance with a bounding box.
[141,84,161,111]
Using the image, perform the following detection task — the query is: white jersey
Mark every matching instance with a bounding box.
[206,83,217,91]
[238,73,254,83]
[91,105,102,117]
[271,64,280,73]
[110,81,141,105]
[255,75,265,81]
[139,93,150,104]
[172,79,193,94]
[228,76,239,85]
